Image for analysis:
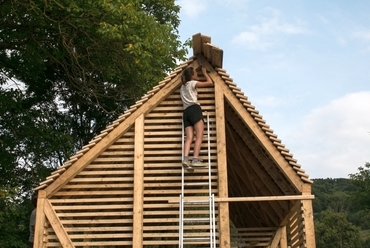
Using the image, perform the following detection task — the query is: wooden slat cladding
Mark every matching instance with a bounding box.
[230,227,276,248]
[33,33,315,247]
[143,87,219,246]
[49,127,135,247]
[288,203,307,248]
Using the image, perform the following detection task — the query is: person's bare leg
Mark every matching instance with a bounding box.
[193,120,204,158]
[184,126,194,158]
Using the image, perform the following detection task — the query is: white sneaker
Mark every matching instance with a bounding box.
[191,159,206,167]
[182,160,194,172]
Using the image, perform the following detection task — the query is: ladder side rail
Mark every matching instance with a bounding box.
[212,194,216,247]
[206,112,213,246]
[207,112,212,197]
[179,195,183,248]
[179,117,185,248]
[181,116,185,197]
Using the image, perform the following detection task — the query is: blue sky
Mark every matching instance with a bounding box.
[176,0,370,179]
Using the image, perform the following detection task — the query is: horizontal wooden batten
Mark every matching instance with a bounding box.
[78,170,134,175]
[168,195,314,203]
[62,183,133,189]
[49,197,133,203]
[53,204,133,210]
[58,212,133,217]
[64,227,133,232]
[60,218,133,223]
[69,178,133,182]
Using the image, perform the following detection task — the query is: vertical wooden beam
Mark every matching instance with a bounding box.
[192,33,202,55]
[34,190,46,248]
[43,199,74,247]
[302,184,316,248]
[133,114,145,247]
[280,226,288,248]
[214,79,231,247]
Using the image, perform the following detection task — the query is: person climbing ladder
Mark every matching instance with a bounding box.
[180,65,213,169]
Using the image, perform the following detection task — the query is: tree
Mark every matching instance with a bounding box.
[1,0,188,188]
[315,209,362,248]
[349,162,370,208]
[1,1,188,246]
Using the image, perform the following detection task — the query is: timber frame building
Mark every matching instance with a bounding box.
[34,34,316,248]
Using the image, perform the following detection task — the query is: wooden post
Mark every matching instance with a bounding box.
[34,190,46,248]
[133,114,145,247]
[214,76,231,247]
[280,226,288,248]
[302,184,316,248]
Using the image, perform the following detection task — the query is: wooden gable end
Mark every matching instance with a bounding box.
[34,33,315,248]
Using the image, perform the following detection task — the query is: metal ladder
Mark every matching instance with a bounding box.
[179,112,216,247]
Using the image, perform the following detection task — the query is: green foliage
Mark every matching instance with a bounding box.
[349,162,370,209]
[312,178,358,213]
[0,0,188,246]
[315,209,362,248]
[313,166,370,247]
[1,0,187,187]
[0,188,33,248]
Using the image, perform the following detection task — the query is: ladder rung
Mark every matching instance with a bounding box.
[184,201,209,205]
[183,237,210,241]
[184,182,209,186]
[184,218,210,223]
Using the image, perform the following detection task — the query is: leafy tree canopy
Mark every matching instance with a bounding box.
[315,209,362,248]
[1,0,188,189]
[349,162,370,209]
[0,1,188,246]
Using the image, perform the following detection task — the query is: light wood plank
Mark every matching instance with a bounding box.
[133,114,144,248]
[168,195,314,203]
[192,33,202,55]
[53,204,133,210]
[43,199,74,247]
[34,190,46,248]
[45,68,182,197]
[214,67,231,247]
[302,184,316,248]
[270,226,282,248]
[280,226,288,248]
[49,197,133,203]
[61,219,133,224]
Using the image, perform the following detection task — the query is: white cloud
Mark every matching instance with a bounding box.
[231,8,310,50]
[177,0,208,19]
[291,92,370,178]
[352,30,370,41]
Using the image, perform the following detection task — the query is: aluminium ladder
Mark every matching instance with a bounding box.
[179,112,216,247]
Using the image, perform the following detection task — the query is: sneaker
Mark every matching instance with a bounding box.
[182,160,194,173]
[191,159,206,167]
[182,160,191,167]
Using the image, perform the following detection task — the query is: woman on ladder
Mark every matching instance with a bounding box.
[180,65,213,169]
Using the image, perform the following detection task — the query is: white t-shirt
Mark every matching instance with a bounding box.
[180,80,199,110]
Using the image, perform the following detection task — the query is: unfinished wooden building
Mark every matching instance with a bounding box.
[34,33,316,248]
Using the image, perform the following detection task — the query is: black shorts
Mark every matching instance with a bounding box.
[183,104,204,128]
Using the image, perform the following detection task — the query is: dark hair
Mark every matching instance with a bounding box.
[181,67,194,85]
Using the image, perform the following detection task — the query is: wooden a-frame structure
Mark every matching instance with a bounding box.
[34,33,316,248]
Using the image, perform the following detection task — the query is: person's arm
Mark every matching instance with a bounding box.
[195,66,213,88]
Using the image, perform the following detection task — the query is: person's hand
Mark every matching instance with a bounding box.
[201,66,208,74]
